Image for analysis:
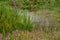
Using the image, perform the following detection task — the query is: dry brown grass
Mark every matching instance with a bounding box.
[0,30,59,40]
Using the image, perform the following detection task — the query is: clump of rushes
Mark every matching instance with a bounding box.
[18,11,34,31]
[0,3,33,36]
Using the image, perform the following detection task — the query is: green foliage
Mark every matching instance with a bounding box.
[0,0,60,10]
[15,0,60,10]
[0,2,33,36]
[16,11,34,31]
[0,0,60,37]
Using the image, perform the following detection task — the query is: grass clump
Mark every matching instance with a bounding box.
[0,2,33,36]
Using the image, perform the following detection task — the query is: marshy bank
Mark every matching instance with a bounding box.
[0,0,60,40]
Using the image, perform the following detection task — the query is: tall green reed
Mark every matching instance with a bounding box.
[0,3,33,36]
